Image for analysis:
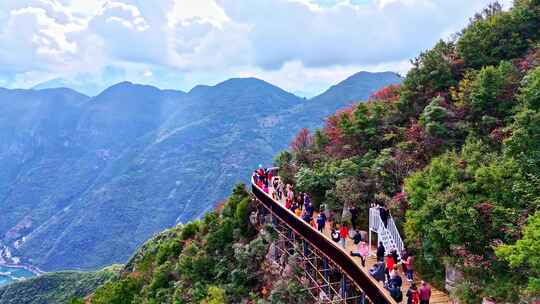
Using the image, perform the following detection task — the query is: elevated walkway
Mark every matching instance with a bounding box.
[252,172,394,304]
[251,169,450,303]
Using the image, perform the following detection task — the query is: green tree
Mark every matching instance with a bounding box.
[274,150,296,185]
[457,2,539,68]
[518,66,540,111]
[420,96,452,137]
[235,197,252,237]
[505,67,540,172]
[404,138,536,302]
[295,158,359,208]
[201,286,227,304]
[497,211,540,295]
[504,109,540,172]
[313,128,329,153]
[91,277,143,304]
[397,40,458,119]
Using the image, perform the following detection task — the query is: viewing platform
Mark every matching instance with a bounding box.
[251,168,450,303]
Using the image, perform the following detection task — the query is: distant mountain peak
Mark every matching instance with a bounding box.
[32,77,103,97]
[188,84,213,94]
[95,81,163,97]
[33,87,90,99]
[218,77,269,85]
[189,77,299,99]
[337,71,401,86]
[107,81,154,90]
[310,71,403,104]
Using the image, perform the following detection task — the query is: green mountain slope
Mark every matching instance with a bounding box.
[0,72,401,272]
[77,184,308,304]
[0,267,118,304]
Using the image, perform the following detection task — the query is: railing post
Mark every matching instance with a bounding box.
[340,274,347,299]
[359,291,366,304]
[287,230,294,254]
[303,239,309,257]
[323,257,330,294]
[368,228,372,257]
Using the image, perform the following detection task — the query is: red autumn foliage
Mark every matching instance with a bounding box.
[489,127,510,143]
[515,48,540,72]
[290,128,313,154]
[323,106,356,158]
[452,245,493,269]
[392,191,407,206]
[405,122,425,143]
[474,202,495,220]
[388,191,409,219]
[404,121,443,167]
[369,84,401,102]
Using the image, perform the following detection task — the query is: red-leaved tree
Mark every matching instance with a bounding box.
[369,84,401,102]
[290,128,313,165]
[323,106,356,158]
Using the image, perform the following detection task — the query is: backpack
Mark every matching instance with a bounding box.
[353,233,362,244]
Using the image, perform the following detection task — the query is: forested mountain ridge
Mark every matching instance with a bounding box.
[0,71,401,272]
[276,1,540,303]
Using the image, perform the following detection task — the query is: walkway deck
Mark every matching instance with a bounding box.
[266,178,450,303]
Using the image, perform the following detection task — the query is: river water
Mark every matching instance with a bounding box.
[0,265,36,287]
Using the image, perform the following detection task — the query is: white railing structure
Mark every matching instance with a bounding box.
[368,207,405,259]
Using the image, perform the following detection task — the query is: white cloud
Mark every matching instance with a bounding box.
[168,0,229,27]
[0,0,515,96]
[217,0,501,70]
[0,5,79,73]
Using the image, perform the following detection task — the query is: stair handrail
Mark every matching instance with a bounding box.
[369,207,382,231]
[369,207,404,258]
[386,216,404,256]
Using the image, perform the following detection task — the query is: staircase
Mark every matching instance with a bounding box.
[369,207,404,258]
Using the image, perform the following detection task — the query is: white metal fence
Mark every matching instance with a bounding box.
[369,207,404,258]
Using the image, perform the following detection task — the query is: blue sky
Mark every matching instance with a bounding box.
[0,0,513,97]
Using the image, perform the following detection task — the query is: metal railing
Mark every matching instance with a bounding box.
[387,217,404,255]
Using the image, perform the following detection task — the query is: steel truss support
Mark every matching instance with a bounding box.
[257,202,370,304]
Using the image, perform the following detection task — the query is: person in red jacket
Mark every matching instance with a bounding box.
[419,281,431,304]
[385,253,395,282]
[339,224,349,249]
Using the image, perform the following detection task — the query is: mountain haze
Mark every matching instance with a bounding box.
[0,72,402,271]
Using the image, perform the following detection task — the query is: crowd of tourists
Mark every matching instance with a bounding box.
[253,166,273,193]
[366,240,431,303]
[253,167,432,304]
